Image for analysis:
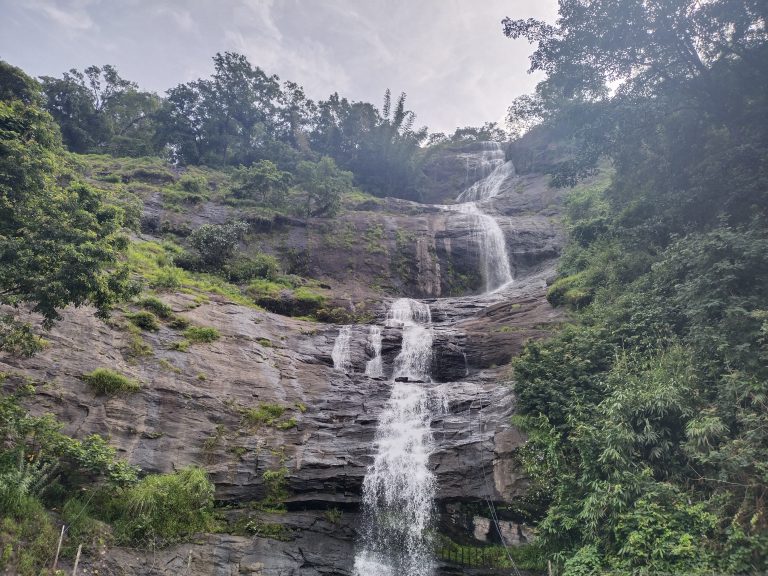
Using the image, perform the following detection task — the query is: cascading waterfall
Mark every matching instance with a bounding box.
[452,142,515,293]
[332,325,352,372]
[354,298,436,576]
[454,202,513,293]
[457,142,515,203]
[365,326,384,378]
[464,140,506,187]
[353,142,517,575]
[387,298,433,382]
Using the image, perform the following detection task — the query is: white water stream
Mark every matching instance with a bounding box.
[353,143,516,575]
[365,326,384,378]
[354,298,436,576]
[332,325,352,372]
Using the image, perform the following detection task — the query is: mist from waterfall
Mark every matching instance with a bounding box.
[354,298,436,576]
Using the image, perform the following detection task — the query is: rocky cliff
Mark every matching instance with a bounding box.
[0,143,566,575]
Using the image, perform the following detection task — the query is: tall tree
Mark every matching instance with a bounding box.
[0,61,134,354]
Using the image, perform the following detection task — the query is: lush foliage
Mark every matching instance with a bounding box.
[0,379,215,572]
[81,368,141,395]
[111,466,215,546]
[506,2,768,572]
[35,53,448,201]
[0,61,135,353]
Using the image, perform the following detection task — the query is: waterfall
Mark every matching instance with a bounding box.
[387,298,433,382]
[332,325,352,372]
[447,142,515,293]
[354,298,436,576]
[457,142,515,203]
[455,202,513,293]
[365,326,384,378]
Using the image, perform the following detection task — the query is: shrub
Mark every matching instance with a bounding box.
[113,466,215,546]
[82,368,141,395]
[169,339,190,352]
[125,311,160,331]
[224,253,280,283]
[177,174,207,194]
[167,316,190,330]
[188,222,248,269]
[173,250,203,272]
[276,417,297,430]
[139,297,173,319]
[183,326,220,343]
[241,403,285,427]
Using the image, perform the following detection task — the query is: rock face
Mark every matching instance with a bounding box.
[0,142,566,575]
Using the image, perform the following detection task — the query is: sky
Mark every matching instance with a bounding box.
[0,0,559,134]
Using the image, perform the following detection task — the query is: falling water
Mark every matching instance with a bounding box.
[387,298,433,382]
[332,325,352,372]
[354,299,436,576]
[365,326,384,378]
[458,142,515,203]
[447,142,515,293]
[455,202,513,293]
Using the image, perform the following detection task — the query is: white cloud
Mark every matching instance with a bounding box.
[152,5,196,33]
[24,0,98,32]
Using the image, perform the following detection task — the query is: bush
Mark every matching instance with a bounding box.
[177,174,208,194]
[139,296,173,319]
[173,250,203,272]
[82,368,141,395]
[168,316,190,330]
[224,253,280,283]
[183,326,220,343]
[125,311,160,331]
[241,403,285,427]
[113,466,215,546]
[188,221,247,269]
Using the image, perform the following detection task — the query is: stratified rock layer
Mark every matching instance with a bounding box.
[0,144,567,575]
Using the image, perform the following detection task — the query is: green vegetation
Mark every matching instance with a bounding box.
[259,466,289,512]
[0,62,135,355]
[125,310,160,331]
[246,277,327,318]
[138,296,174,319]
[183,325,220,344]
[0,382,215,571]
[435,536,544,571]
[324,507,342,524]
[82,368,141,395]
[112,466,215,546]
[241,403,286,427]
[505,2,768,572]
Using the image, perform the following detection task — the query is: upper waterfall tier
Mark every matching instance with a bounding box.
[457,142,516,202]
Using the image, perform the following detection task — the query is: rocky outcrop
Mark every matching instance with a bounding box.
[0,142,567,575]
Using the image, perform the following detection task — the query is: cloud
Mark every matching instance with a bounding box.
[24,0,98,32]
[152,5,196,33]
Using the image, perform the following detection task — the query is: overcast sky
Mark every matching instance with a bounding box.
[0,0,558,134]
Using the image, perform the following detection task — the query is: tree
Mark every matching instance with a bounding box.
[231,160,292,207]
[0,61,135,353]
[40,65,161,156]
[294,157,352,218]
[157,52,283,166]
[188,222,248,269]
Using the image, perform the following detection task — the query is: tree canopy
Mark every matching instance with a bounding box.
[0,61,134,353]
[504,1,768,572]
